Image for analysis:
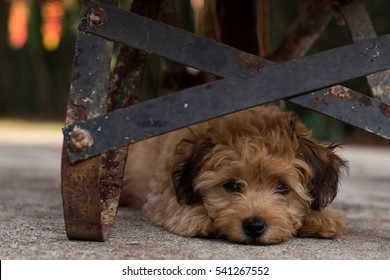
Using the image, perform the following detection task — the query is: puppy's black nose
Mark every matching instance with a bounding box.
[243,217,267,239]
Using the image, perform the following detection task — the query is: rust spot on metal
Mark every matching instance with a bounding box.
[234,51,265,70]
[71,71,81,82]
[108,46,146,111]
[73,105,88,121]
[379,103,390,117]
[88,7,107,28]
[99,146,128,233]
[311,97,328,109]
[70,128,94,151]
[329,85,372,106]
[101,148,120,169]
[358,95,372,107]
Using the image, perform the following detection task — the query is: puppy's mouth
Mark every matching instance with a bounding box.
[240,234,272,246]
[217,234,268,245]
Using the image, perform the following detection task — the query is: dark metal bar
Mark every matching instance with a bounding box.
[78,1,264,79]
[63,85,390,164]
[291,85,390,140]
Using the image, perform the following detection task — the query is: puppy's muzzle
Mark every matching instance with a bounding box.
[243,217,267,240]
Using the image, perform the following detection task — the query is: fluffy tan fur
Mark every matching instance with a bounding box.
[122,105,347,244]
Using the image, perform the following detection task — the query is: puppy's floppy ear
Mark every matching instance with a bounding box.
[172,135,215,205]
[291,117,348,211]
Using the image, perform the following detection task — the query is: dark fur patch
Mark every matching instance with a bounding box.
[172,137,215,205]
[298,138,348,210]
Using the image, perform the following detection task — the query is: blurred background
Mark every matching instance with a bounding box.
[1,0,390,144]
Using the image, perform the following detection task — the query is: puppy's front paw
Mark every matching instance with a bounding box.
[299,207,346,238]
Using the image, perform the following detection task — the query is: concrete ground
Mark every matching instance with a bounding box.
[0,124,390,259]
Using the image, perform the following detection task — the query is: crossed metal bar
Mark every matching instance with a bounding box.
[63,1,390,163]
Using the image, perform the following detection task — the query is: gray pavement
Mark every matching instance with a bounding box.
[0,127,389,259]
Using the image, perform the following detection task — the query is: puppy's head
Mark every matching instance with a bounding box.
[172,106,347,244]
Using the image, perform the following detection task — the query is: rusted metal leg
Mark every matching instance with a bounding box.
[109,0,166,109]
[268,0,334,62]
[61,0,170,241]
[214,0,259,55]
[61,0,121,241]
[339,0,390,103]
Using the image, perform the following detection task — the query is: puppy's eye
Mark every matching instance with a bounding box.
[223,180,243,193]
[276,182,290,195]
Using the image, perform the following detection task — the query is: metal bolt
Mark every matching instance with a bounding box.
[70,129,94,151]
[87,7,107,28]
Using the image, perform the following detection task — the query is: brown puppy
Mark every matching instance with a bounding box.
[122,105,347,244]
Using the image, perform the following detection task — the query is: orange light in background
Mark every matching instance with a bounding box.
[8,0,29,49]
[190,0,204,12]
[41,0,64,51]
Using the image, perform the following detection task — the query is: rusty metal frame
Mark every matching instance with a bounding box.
[61,0,390,241]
